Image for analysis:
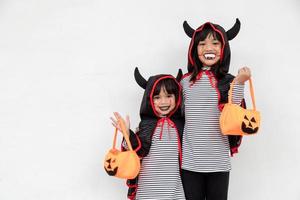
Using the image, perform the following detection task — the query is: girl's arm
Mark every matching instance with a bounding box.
[231,83,245,104]
[235,67,251,84]
[232,67,251,104]
[122,122,152,158]
[111,112,155,158]
[110,112,143,155]
[181,89,185,118]
[133,120,154,158]
[121,129,141,152]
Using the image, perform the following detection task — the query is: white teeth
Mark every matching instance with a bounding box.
[159,106,170,111]
[204,53,216,60]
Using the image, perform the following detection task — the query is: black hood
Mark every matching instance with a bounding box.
[134,67,183,119]
[183,18,241,75]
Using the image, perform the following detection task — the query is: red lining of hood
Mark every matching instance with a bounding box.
[188,22,225,67]
[149,76,182,118]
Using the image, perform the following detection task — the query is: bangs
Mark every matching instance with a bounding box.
[196,26,223,44]
[153,78,179,102]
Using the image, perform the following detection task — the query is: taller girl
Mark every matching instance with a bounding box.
[180,19,251,200]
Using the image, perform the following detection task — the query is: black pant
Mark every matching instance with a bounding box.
[181,169,230,200]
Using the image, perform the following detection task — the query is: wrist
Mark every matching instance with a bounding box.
[234,78,245,84]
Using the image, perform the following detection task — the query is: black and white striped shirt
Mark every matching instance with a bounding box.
[181,71,244,172]
[135,118,185,200]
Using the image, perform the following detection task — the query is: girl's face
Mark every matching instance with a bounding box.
[153,86,176,117]
[197,33,222,67]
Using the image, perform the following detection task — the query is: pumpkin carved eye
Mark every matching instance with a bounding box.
[106,158,112,169]
[241,115,259,134]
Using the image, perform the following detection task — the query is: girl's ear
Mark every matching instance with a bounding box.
[226,18,241,41]
[183,21,195,38]
[134,67,147,89]
[176,69,183,82]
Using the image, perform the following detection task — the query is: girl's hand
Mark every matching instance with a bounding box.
[235,67,251,84]
[110,112,130,136]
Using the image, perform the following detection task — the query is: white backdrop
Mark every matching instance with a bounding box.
[0,0,300,199]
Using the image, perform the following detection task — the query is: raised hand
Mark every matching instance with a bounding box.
[235,67,251,84]
[110,112,130,136]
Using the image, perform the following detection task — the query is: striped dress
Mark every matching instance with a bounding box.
[180,71,244,172]
[135,118,185,200]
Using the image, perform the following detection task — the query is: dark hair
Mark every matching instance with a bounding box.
[189,26,225,82]
[153,78,180,103]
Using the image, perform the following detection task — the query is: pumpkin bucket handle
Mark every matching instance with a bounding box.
[228,78,256,110]
[112,118,134,151]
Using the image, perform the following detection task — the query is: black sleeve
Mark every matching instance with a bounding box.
[134,119,157,158]
[121,129,140,151]
[121,119,156,158]
[228,98,246,156]
[218,74,235,104]
[181,90,185,118]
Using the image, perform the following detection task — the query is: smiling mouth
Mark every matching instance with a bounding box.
[204,53,216,60]
[159,106,170,111]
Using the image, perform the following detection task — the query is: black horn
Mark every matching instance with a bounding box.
[134,67,147,89]
[226,18,241,41]
[176,69,183,82]
[183,21,195,38]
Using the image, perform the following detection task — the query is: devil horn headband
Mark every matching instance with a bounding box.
[183,21,195,38]
[134,67,147,89]
[176,69,183,82]
[226,18,241,40]
[183,18,241,40]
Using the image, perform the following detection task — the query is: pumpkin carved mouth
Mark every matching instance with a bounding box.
[105,166,118,176]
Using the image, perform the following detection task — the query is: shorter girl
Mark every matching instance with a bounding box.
[111,67,185,200]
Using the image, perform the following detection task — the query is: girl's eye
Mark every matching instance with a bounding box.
[167,95,173,98]
[153,96,160,100]
[198,43,205,46]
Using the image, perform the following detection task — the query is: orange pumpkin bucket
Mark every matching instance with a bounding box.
[104,118,140,179]
[220,78,261,135]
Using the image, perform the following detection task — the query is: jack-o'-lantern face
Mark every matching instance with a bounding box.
[104,152,118,176]
[241,115,259,134]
